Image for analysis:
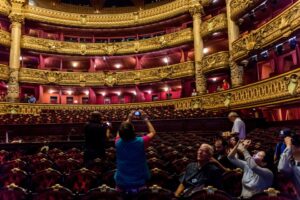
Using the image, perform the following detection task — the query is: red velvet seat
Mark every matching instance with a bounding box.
[0,150,9,164]
[32,184,75,200]
[0,183,28,200]
[102,169,116,188]
[147,157,166,170]
[249,188,294,200]
[221,169,243,197]
[136,185,173,200]
[171,157,190,175]
[188,186,232,200]
[0,168,28,189]
[1,159,27,173]
[65,168,98,194]
[80,184,122,200]
[29,158,54,173]
[31,168,63,192]
[148,168,174,190]
[54,157,81,174]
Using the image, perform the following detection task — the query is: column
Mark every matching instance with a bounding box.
[189,1,206,94]
[226,0,243,87]
[7,0,25,102]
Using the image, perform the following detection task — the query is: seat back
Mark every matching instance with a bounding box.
[32,184,75,200]
[31,168,62,192]
[81,184,122,200]
[0,183,27,200]
[65,168,98,193]
[136,185,173,200]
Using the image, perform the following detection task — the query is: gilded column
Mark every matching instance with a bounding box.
[226,0,243,87]
[190,0,206,94]
[7,0,25,102]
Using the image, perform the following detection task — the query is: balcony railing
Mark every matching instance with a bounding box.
[201,13,227,38]
[230,0,264,20]
[0,29,10,47]
[202,51,230,74]
[0,67,299,114]
[232,1,300,61]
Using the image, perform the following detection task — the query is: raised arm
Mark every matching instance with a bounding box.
[227,140,246,169]
[140,110,156,139]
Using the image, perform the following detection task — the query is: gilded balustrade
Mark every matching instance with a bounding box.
[175,68,300,110]
[23,0,191,28]
[201,13,227,38]
[232,1,300,61]
[1,68,300,115]
[230,0,263,20]
[201,51,230,74]
[0,29,11,47]
[0,0,10,16]
[0,64,9,81]
[17,62,194,86]
[21,28,193,55]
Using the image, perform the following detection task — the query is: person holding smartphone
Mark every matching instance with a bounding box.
[114,110,156,196]
[228,139,273,199]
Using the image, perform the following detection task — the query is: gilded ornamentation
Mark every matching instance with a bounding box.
[202,51,230,74]
[230,59,243,87]
[0,0,11,16]
[195,61,207,94]
[8,13,24,23]
[21,28,193,55]
[17,62,194,86]
[201,13,227,38]
[223,93,232,107]
[23,0,191,28]
[0,64,9,81]
[284,74,300,96]
[189,0,203,16]
[0,30,11,47]
[232,1,300,61]
[230,0,263,20]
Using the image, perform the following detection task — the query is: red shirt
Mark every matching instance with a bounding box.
[222,82,230,90]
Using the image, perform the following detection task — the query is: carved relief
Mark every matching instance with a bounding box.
[201,13,227,37]
[202,51,230,74]
[284,74,300,96]
[230,60,244,87]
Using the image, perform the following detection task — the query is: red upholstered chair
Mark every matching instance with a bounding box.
[136,185,173,200]
[31,168,63,192]
[0,168,28,189]
[65,168,98,194]
[188,186,232,200]
[80,184,122,200]
[32,184,75,200]
[29,158,54,173]
[249,188,294,200]
[0,150,9,164]
[1,159,27,173]
[171,157,190,175]
[147,157,167,170]
[54,158,81,175]
[102,169,116,188]
[221,169,243,197]
[148,168,174,190]
[0,183,28,200]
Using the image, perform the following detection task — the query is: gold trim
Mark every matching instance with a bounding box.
[202,51,230,74]
[0,64,9,81]
[0,29,11,47]
[201,13,227,38]
[21,28,193,55]
[0,0,10,16]
[232,1,300,61]
[230,0,263,20]
[17,62,195,86]
[0,68,299,114]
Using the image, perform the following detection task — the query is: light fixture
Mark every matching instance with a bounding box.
[203,48,209,54]
[48,89,54,94]
[163,86,169,92]
[72,62,79,68]
[67,90,73,95]
[84,90,89,96]
[115,64,122,69]
[132,91,137,95]
[163,57,169,64]
[19,56,23,61]
[116,91,121,96]
[74,100,78,104]
[147,90,152,94]
[212,77,217,82]
[101,92,106,96]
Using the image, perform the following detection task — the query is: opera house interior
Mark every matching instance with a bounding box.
[0,0,300,199]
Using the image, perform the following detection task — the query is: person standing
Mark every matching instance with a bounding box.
[114,110,156,195]
[84,111,110,164]
[222,79,230,90]
[228,112,246,139]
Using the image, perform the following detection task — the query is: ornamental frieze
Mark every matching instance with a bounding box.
[0,64,9,81]
[232,1,300,61]
[175,68,300,110]
[23,0,190,28]
[21,28,193,55]
[0,29,10,47]
[230,0,263,20]
[201,51,230,74]
[0,0,10,16]
[18,62,194,86]
[201,13,227,38]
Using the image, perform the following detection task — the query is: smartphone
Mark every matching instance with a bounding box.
[134,111,141,116]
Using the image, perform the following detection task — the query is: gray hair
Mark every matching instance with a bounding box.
[200,143,214,157]
[228,112,239,118]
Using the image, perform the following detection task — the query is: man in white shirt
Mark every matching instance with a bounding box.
[228,112,246,139]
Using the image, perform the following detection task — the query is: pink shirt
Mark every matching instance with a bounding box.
[115,135,151,148]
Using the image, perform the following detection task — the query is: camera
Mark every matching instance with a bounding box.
[134,111,141,116]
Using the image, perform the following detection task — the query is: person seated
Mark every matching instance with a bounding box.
[278,133,300,198]
[174,144,223,198]
[222,79,230,90]
[114,110,156,195]
[214,138,235,169]
[228,139,273,199]
[28,94,36,103]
